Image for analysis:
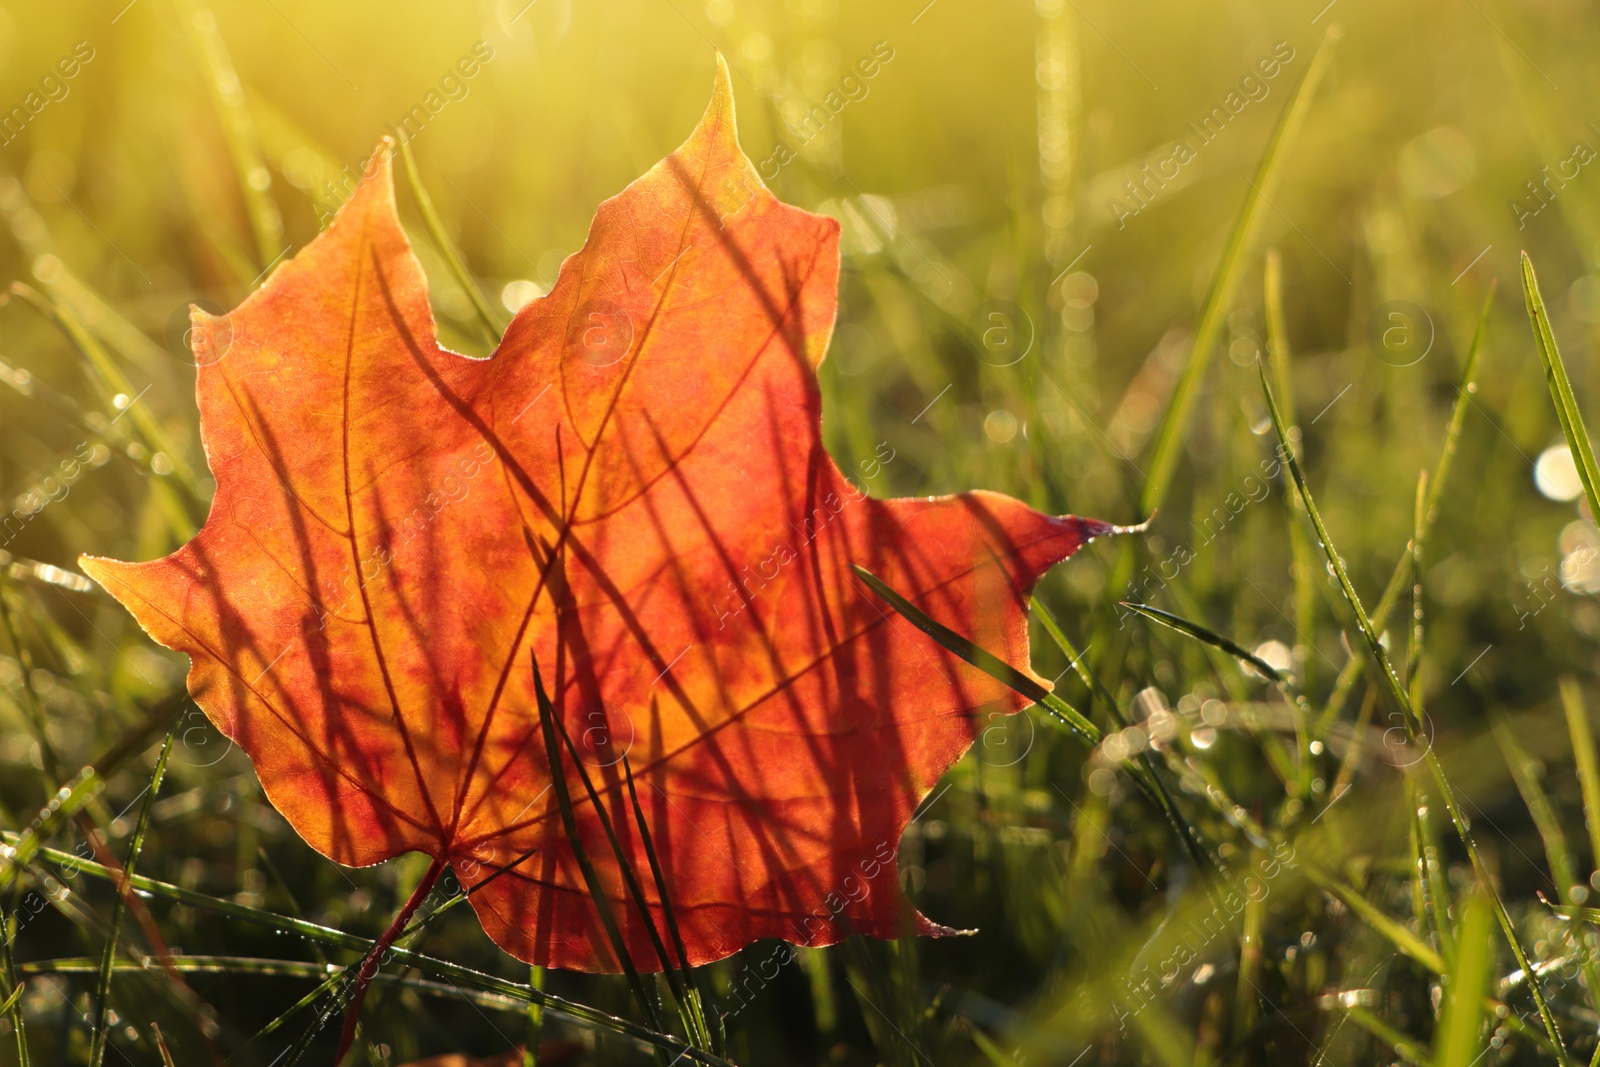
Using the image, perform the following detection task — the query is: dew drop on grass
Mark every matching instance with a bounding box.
[983,409,1018,444]
[1536,444,1583,501]
[1249,640,1292,676]
[1559,520,1600,592]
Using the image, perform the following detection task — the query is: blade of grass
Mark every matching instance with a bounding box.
[1265,247,1320,714]
[1405,783,1428,949]
[1494,711,1582,898]
[971,1029,1015,1067]
[799,947,837,1041]
[257,965,376,1055]
[397,136,507,345]
[546,704,706,1050]
[1033,598,1226,875]
[531,655,667,1040]
[1117,598,1316,799]
[1263,249,1295,427]
[1560,678,1600,877]
[1258,358,1403,698]
[1345,1005,1429,1066]
[256,846,331,969]
[1435,892,1494,1067]
[9,283,205,513]
[1257,359,1575,1066]
[1491,709,1600,1048]
[851,566,1100,744]
[38,261,173,376]
[1164,577,1249,701]
[623,758,718,1052]
[853,566,1225,891]
[150,1022,176,1067]
[0,582,64,786]
[1138,27,1339,514]
[1119,601,1285,681]
[0,930,27,1067]
[841,952,921,1067]
[87,727,177,1067]
[1523,253,1600,521]
[524,965,545,1067]
[1317,284,1496,736]
[1406,782,1443,960]
[1351,867,1452,973]
[0,982,23,1017]
[1407,471,1427,711]
[1233,859,1266,1042]
[0,691,185,895]
[1310,867,1447,973]
[25,955,539,1004]
[246,95,350,221]
[1033,597,1126,728]
[176,0,284,269]
[1540,903,1600,924]
[4,837,734,1067]
[1416,785,1456,961]
[255,843,527,1064]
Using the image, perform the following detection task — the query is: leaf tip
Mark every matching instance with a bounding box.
[76,553,129,601]
[1108,512,1154,536]
[922,919,977,938]
[688,51,741,156]
[1075,513,1149,542]
[711,51,736,120]
[324,139,399,236]
[667,51,757,215]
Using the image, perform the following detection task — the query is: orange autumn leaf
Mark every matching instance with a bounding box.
[82,59,1111,972]
[399,1047,582,1067]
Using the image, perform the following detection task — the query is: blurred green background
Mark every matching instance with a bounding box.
[5,0,1600,1064]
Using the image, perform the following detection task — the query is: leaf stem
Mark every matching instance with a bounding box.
[333,856,447,1066]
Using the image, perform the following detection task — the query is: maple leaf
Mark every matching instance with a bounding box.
[399,1049,558,1067]
[81,58,1112,973]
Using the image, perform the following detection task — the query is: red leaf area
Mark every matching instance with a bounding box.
[83,59,1110,971]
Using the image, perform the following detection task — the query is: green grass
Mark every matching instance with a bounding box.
[6,0,1600,1064]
